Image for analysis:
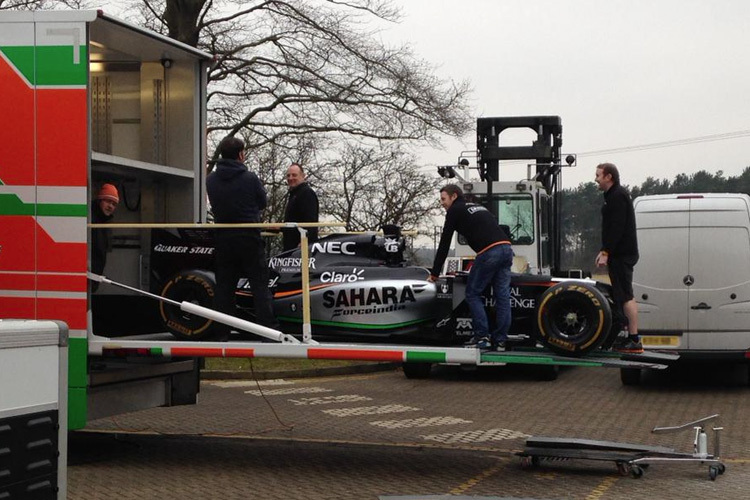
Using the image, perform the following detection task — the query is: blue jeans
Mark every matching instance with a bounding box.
[465,244,513,342]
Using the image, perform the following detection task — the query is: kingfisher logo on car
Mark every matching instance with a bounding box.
[269,256,317,272]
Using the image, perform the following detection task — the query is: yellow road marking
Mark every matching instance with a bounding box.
[585,476,619,500]
[449,461,505,495]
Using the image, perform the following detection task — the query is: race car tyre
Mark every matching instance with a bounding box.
[536,281,612,356]
[402,362,432,379]
[620,367,642,386]
[160,269,217,341]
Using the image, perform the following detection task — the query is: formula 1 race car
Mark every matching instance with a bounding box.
[150,227,618,356]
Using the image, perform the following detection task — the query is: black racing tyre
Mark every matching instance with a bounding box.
[160,269,217,341]
[536,281,612,356]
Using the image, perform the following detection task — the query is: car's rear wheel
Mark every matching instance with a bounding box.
[160,269,217,341]
[536,281,612,356]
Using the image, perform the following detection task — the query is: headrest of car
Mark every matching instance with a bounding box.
[381,224,401,238]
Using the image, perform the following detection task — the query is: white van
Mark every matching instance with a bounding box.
[630,193,750,379]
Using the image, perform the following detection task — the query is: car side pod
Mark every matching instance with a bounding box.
[519,414,726,481]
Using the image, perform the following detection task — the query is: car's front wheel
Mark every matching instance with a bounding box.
[536,281,612,356]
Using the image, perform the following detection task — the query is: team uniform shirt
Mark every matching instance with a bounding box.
[430,197,511,277]
[601,183,638,259]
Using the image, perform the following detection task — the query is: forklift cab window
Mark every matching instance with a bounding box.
[459,194,534,246]
[496,194,534,245]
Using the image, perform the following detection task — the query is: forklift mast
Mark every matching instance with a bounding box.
[476,116,565,275]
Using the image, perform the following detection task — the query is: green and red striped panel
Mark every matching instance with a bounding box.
[0,21,89,429]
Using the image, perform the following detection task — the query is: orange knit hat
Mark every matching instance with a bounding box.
[97,183,120,203]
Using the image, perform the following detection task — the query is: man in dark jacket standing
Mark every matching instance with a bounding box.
[282,163,319,251]
[595,162,642,353]
[428,184,513,351]
[206,136,279,340]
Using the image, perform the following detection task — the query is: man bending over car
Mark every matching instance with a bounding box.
[428,184,513,351]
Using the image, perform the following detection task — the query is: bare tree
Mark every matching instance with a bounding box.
[318,142,441,233]
[119,0,472,157]
[1,0,90,9]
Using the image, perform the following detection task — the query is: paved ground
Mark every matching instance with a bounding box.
[68,361,750,499]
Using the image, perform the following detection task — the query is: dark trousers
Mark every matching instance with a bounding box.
[465,244,514,342]
[213,230,278,338]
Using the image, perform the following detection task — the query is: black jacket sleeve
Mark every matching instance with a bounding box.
[430,207,457,277]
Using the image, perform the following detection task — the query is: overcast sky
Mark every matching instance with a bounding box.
[383,0,750,189]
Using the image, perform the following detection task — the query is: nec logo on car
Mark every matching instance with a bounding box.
[312,241,355,255]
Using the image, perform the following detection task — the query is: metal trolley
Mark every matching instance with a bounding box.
[519,414,726,480]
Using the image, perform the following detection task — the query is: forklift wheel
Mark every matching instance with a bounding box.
[536,281,612,356]
[620,368,642,386]
[160,269,217,341]
[402,362,432,379]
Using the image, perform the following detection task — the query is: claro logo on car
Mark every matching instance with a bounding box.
[324,284,426,319]
[320,268,365,283]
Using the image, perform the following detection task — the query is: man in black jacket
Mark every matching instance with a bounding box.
[428,184,513,351]
[595,162,642,353]
[207,136,279,340]
[282,163,319,251]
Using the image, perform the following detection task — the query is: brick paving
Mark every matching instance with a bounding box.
[68,362,750,499]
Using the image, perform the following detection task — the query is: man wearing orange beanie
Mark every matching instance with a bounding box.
[91,183,120,285]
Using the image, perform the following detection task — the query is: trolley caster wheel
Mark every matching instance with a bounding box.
[630,465,644,479]
[616,462,629,476]
[709,465,720,480]
[717,463,726,474]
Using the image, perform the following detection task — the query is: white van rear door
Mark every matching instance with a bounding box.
[633,197,690,346]
[687,196,750,350]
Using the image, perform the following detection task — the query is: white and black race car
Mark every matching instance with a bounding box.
[151,226,618,356]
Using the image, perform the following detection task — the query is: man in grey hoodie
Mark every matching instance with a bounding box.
[206,136,279,340]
